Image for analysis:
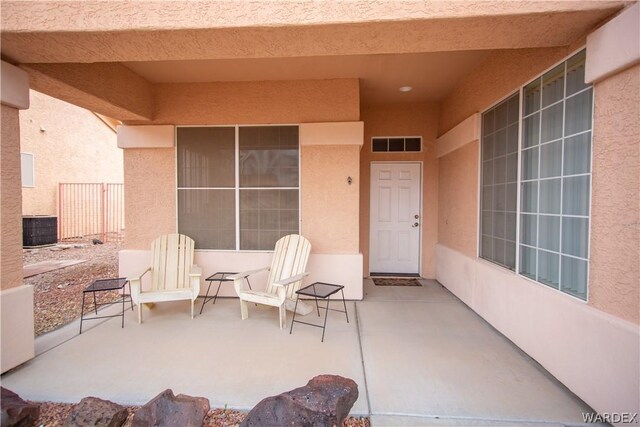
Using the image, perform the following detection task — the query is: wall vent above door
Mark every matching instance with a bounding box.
[372,136,422,153]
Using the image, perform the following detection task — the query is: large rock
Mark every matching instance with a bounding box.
[241,375,359,427]
[0,387,39,427]
[63,396,128,427]
[132,389,210,427]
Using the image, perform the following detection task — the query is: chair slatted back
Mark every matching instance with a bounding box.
[265,234,311,300]
[150,234,195,291]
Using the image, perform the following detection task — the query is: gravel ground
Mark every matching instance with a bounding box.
[33,402,370,426]
[24,239,122,336]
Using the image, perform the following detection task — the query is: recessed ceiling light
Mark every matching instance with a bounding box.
[399,86,413,92]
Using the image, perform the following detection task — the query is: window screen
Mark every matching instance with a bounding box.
[480,93,520,270]
[177,126,299,251]
[177,127,236,249]
[239,126,299,250]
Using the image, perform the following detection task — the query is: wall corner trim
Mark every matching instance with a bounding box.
[1,285,35,373]
[436,113,480,158]
[586,2,640,83]
[117,125,175,148]
[300,121,364,147]
[1,61,30,110]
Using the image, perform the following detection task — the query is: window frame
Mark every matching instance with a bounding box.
[477,47,593,302]
[175,124,301,252]
[20,152,35,188]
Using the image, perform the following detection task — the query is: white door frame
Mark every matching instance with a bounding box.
[369,161,423,276]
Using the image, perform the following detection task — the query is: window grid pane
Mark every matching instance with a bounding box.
[517,49,591,300]
[240,189,299,250]
[480,93,519,270]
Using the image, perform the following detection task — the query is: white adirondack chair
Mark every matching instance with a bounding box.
[129,234,202,323]
[231,234,312,329]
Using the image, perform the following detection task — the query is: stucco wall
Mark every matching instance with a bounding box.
[438,44,639,323]
[437,141,479,258]
[360,103,439,277]
[123,148,176,249]
[20,90,122,216]
[589,64,640,324]
[149,79,359,126]
[301,145,360,254]
[1,104,23,290]
[124,79,361,251]
[439,46,577,134]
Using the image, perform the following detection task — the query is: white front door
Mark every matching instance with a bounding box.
[370,163,421,275]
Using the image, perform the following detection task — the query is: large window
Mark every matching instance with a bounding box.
[480,50,592,300]
[177,125,299,250]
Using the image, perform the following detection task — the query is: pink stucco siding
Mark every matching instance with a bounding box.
[20,90,122,217]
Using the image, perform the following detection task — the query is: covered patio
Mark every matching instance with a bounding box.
[1,1,638,422]
[2,280,591,425]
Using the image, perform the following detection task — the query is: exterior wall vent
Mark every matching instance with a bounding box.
[372,136,422,152]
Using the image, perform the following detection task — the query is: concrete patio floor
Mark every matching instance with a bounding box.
[1,279,594,425]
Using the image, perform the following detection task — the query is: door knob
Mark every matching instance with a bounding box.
[412,222,420,228]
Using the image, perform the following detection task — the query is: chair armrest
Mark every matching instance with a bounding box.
[128,267,151,305]
[232,267,269,295]
[228,267,269,281]
[189,265,202,299]
[129,267,151,283]
[272,272,309,289]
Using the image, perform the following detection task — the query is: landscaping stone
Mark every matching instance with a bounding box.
[241,374,359,427]
[132,389,210,427]
[1,387,40,427]
[63,396,128,427]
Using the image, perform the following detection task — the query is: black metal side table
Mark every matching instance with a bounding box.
[200,272,253,314]
[290,282,349,342]
[80,278,133,334]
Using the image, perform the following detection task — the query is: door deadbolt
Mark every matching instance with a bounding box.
[414,214,420,219]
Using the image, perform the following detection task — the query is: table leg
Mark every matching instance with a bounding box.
[199,281,213,314]
[128,281,134,311]
[212,280,223,305]
[80,292,86,334]
[312,284,320,316]
[321,295,330,342]
[289,297,300,335]
[341,289,349,323]
[121,287,125,328]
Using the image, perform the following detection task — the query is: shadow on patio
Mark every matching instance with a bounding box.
[1,279,593,425]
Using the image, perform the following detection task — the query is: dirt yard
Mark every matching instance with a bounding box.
[24,239,122,336]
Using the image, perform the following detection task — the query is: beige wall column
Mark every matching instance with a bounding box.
[299,122,364,298]
[585,3,640,324]
[436,114,480,258]
[1,60,35,373]
[118,125,177,250]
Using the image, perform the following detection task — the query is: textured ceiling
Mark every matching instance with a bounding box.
[123,51,490,105]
